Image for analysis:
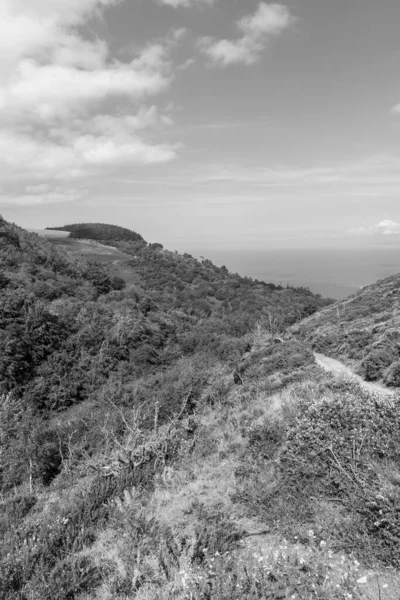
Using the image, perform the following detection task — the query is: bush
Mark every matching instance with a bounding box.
[239,340,314,380]
[247,417,286,460]
[383,360,400,387]
[278,385,400,566]
[0,494,37,538]
[359,348,396,381]
[27,556,103,600]
[111,276,126,291]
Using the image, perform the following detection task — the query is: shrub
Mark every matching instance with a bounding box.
[278,386,400,566]
[0,494,37,538]
[239,340,314,380]
[383,360,400,387]
[110,276,126,291]
[247,417,286,461]
[359,348,396,381]
[26,556,104,600]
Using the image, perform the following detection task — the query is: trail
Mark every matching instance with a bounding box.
[314,353,395,398]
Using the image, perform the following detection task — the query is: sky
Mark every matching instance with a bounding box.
[1,0,400,252]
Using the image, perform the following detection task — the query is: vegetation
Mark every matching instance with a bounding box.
[46,223,146,244]
[2,215,399,598]
[289,274,400,383]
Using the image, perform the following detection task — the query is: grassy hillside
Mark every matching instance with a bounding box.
[289,273,400,385]
[2,216,399,599]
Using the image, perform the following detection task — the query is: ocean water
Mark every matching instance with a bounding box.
[200,248,400,299]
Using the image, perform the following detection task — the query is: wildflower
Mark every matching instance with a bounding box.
[356,575,367,584]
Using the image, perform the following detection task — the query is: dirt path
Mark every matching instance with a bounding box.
[314,352,395,397]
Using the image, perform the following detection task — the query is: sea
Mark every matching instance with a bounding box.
[199,248,400,300]
[29,227,400,300]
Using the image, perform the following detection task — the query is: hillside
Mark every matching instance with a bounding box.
[289,273,400,385]
[2,216,400,599]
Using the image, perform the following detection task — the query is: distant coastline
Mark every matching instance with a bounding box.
[30,228,400,300]
[198,247,400,299]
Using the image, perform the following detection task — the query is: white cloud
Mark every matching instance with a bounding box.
[0,111,177,184]
[347,220,400,236]
[0,187,87,207]
[73,135,176,166]
[199,2,293,66]
[25,183,52,194]
[0,0,180,206]
[1,57,171,123]
[156,0,216,7]
[0,0,120,72]
[390,103,400,115]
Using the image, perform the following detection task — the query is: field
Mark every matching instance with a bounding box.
[30,229,141,285]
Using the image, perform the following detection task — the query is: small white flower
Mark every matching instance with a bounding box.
[356,575,368,584]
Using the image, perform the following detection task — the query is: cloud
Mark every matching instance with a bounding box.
[0,0,180,206]
[156,0,216,7]
[0,110,177,185]
[347,220,400,236]
[199,2,293,66]
[390,104,400,115]
[0,0,120,72]
[0,187,87,207]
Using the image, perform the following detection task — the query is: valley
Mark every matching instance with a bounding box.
[1,217,400,600]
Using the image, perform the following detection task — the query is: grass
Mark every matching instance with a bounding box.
[71,363,366,599]
[2,331,400,599]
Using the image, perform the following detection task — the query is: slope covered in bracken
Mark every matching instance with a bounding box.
[289,273,400,386]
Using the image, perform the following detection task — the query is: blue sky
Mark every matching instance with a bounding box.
[1,0,400,250]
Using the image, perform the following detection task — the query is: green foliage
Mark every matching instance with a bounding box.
[0,216,337,598]
[47,222,146,243]
[0,494,37,539]
[100,498,361,600]
[280,388,400,565]
[236,376,400,569]
[359,347,397,381]
[239,340,315,380]
[291,274,400,385]
[383,360,400,386]
[183,550,360,600]
[1,460,156,597]
[247,416,286,461]
[94,499,246,597]
[27,556,104,600]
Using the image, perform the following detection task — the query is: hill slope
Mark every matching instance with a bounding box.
[289,272,400,385]
[3,217,400,599]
